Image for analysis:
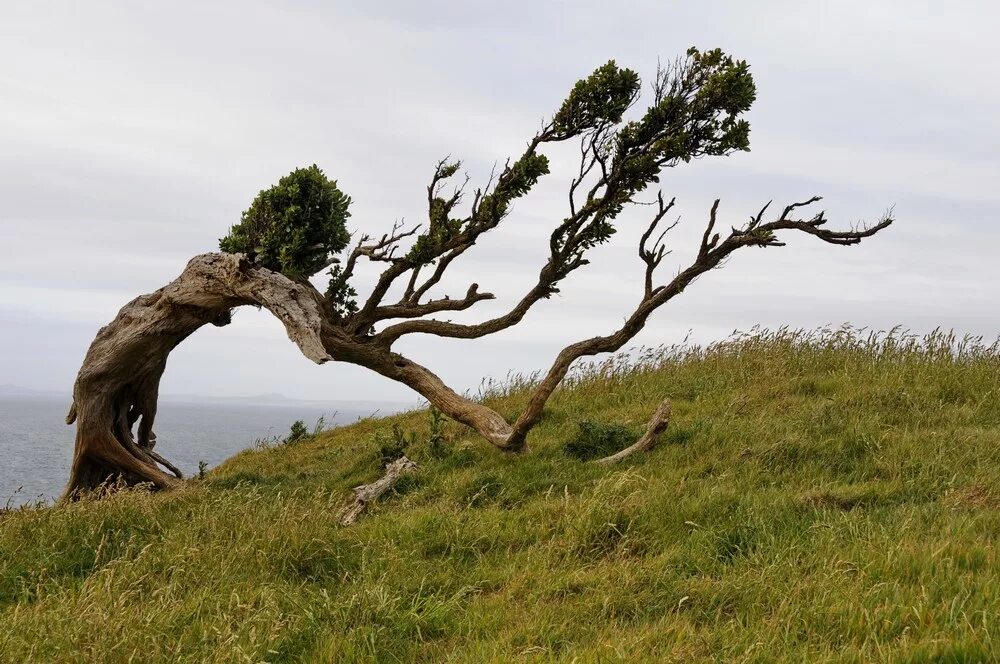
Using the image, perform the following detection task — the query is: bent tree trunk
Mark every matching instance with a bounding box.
[64,253,336,498]
[64,252,521,498]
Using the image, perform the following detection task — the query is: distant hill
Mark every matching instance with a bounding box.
[0,383,416,413]
[158,391,417,413]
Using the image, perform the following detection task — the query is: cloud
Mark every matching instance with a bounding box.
[1,0,996,399]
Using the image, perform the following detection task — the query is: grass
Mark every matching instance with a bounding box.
[1,326,999,662]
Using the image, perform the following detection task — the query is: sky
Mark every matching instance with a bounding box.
[1,0,997,403]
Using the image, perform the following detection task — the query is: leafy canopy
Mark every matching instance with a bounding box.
[550,61,640,139]
[220,165,351,278]
[220,48,756,309]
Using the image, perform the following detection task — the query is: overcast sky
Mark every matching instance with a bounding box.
[1,0,997,403]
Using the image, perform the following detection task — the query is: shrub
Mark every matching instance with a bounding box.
[219,165,351,279]
[562,420,638,461]
[284,420,309,445]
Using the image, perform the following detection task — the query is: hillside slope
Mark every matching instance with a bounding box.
[1,328,998,663]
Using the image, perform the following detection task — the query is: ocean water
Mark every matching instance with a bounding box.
[0,396,383,506]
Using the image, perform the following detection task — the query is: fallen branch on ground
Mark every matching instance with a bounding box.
[595,399,672,465]
[338,456,418,526]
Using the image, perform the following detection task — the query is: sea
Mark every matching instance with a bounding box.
[0,395,403,507]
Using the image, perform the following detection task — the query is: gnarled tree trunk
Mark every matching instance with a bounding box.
[64,253,335,498]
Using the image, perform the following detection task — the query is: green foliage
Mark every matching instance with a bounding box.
[283,420,309,445]
[427,407,448,459]
[219,165,351,279]
[324,264,358,320]
[375,422,417,466]
[611,47,755,198]
[374,408,451,465]
[551,60,640,139]
[562,420,638,461]
[282,416,331,445]
[197,461,208,479]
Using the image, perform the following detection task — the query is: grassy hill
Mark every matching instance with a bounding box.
[2,327,998,663]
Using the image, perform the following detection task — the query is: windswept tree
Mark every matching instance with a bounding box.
[65,48,892,496]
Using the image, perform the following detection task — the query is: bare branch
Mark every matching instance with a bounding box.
[376,280,551,346]
[372,283,495,322]
[699,199,721,258]
[595,399,672,465]
[401,264,423,301]
[409,243,473,303]
[639,192,678,296]
[779,195,823,221]
[346,222,424,330]
[569,128,606,216]
[500,198,893,450]
[361,220,421,263]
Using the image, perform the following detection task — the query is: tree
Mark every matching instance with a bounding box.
[64,48,892,497]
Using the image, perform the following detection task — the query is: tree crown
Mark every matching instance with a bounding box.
[219,165,351,279]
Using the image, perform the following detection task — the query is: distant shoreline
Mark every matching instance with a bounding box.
[0,386,417,414]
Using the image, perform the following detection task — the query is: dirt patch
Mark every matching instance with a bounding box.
[947,485,1000,509]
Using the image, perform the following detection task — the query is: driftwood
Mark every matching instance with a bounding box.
[337,456,418,526]
[595,399,672,465]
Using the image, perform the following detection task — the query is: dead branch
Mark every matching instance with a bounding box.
[372,283,495,322]
[337,456,418,526]
[595,400,672,465]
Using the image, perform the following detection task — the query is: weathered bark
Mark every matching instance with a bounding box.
[64,253,336,498]
[347,351,516,448]
[595,399,672,465]
[337,455,418,525]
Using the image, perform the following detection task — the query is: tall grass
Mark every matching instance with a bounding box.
[1,327,998,662]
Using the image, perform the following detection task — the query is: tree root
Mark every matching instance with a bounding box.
[594,399,672,465]
[338,456,418,526]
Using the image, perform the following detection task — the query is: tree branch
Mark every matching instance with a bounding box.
[371,283,495,321]
[409,243,473,303]
[595,399,672,464]
[500,198,893,450]
[338,456,418,526]
[640,192,678,296]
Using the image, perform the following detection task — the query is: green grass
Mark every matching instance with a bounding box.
[2,326,999,662]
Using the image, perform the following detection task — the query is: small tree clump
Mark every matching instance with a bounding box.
[284,420,309,445]
[219,165,351,279]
